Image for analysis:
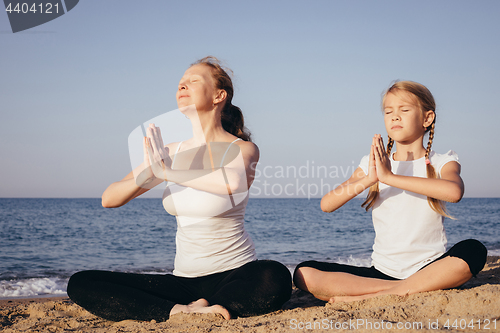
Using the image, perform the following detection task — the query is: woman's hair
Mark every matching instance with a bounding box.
[361,80,452,218]
[190,56,252,142]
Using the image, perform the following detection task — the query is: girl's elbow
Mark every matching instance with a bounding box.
[449,193,463,203]
[448,187,464,203]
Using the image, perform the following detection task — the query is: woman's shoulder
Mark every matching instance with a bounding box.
[165,141,182,152]
[234,139,259,159]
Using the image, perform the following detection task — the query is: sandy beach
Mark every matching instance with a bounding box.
[1,256,499,332]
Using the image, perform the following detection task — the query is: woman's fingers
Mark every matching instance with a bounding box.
[147,125,161,160]
[154,127,168,161]
[152,127,162,156]
[143,137,151,165]
[146,123,169,162]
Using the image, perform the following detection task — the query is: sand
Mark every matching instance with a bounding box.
[1,257,499,332]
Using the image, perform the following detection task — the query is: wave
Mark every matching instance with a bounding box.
[0,277,68,298]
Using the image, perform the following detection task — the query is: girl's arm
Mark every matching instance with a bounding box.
[373,135,464,203]
[377,161,464,203]
[320,144,378,213]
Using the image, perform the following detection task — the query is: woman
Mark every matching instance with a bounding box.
[67,56,292,321]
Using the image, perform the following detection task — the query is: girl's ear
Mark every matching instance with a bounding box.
[213,90,227,105]
[423,110,435,128]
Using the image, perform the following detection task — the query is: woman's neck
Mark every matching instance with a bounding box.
[190,109,227,144]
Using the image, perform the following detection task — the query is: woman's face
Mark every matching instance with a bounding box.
[176,64,217,111]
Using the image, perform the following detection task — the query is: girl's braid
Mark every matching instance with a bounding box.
[425,123,435,164]
[386,136,394,157]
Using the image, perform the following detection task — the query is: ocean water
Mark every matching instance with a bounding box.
[0,198,499,298]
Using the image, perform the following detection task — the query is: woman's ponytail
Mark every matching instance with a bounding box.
[221,103,251,142]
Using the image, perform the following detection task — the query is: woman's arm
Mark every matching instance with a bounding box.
[101,168,163,208]
[101,137,164,208]
[147,124,259,195]
[155,141,259,195]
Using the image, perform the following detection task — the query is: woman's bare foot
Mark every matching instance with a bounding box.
[170,298,231,320]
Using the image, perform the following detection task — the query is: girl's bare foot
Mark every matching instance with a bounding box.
[329,288,411,304]
[170,298,231,320]
[329,295,366,303]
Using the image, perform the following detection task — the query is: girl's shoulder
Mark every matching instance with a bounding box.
[429,150,460,174]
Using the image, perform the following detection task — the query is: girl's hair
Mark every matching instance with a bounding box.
[361,80,452,218]
[190,56,252,142]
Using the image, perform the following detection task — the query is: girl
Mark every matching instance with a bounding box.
[67,57,291,321]
[293,81,487,303]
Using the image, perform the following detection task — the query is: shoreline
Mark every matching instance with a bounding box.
[1,256,499,332]
[0,295,68,307]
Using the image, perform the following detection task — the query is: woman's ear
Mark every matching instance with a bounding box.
[423,110,435,128]
[213,90,227,105]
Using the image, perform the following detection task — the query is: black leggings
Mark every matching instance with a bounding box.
[67,260,292,322]
[293,239,487,285]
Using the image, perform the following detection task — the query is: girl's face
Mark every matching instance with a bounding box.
[383,91,434,145]
[176,64,219,111]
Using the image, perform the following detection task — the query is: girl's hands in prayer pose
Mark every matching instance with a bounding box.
[372,134,393,184]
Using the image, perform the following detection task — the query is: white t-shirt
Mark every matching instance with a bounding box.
[162,140,257,278]
[359,150,460,279]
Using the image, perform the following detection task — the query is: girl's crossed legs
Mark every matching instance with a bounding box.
[293,239,487,303]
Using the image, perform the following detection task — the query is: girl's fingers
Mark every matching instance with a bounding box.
[375,142,382,159]
[374,146,381,163]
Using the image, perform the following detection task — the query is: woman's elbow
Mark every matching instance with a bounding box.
[101,196,115,208]
[320,196,332,213]
[227,173,247,193]
[101,192,122,208]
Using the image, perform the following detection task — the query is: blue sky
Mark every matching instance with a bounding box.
[1,0,499,198]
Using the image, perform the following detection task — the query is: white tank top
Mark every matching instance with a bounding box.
[163,139,257,277]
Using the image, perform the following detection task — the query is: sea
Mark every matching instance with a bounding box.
[1,197,499,299]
